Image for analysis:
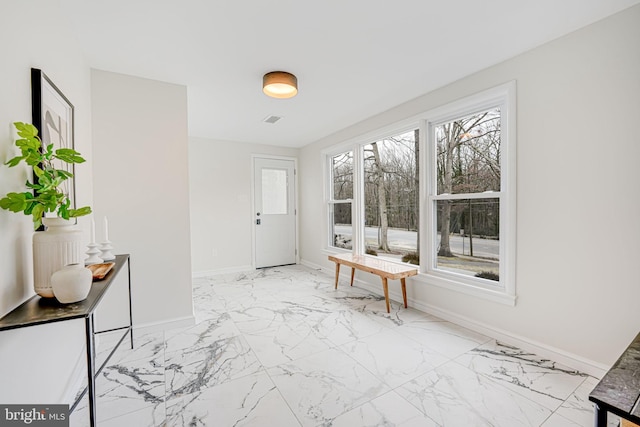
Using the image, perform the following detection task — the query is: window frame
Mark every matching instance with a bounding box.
[361,127,421,261]
[421,82,516,304]
[323,81,516,305]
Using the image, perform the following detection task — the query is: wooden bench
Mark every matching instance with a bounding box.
[589,331,640,427]
[328,253,418,313]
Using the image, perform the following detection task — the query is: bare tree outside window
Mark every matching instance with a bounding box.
[434,108,501,280]
[363,130,419,262]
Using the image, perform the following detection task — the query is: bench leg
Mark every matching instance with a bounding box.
[350,268,355,286]
[382,277,390,313]
[334,262,340,290]
[401,278,408,308]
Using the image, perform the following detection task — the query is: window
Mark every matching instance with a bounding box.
[325,82,515,303]
[425,82,516,301]
[328,151,353,249]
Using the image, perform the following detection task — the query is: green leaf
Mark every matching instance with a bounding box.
[55,169,73,180]
[33,165,44,178]
[31,203,44,217]
[0,192,28,212]
[15,136,40,152]
[58,201,69,219]
[24,199,36,215]
[13,122,28,132]
[5,156,24,167]
[25,181,41,190]
[54,148,86,164]
[24,154,43,166]
[14,122,39,139]
[38,173,52,187]
[31,204,45,230]
[68,206,92,217]
[69,206,91,218]
[34,191,60,212]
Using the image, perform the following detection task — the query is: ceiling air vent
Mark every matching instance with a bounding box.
[263,115,282,124]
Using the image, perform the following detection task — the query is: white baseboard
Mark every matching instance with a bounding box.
[133,315,196,334]
[192,265,253,278]
[301,257,608,378]
[299,259,325,271]
[410,299,609,378]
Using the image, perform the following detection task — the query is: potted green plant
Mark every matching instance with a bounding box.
[1,121,92,298]
[0,122,91,228]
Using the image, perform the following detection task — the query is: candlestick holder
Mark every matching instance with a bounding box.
[85,242,103,265]
[99,240,115,261]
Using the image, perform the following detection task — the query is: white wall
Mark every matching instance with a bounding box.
[91,70,193,328]
[189,137,298,274]
[0,0,94,404]
[299,4,640,371]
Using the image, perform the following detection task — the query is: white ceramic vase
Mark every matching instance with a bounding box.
[33,217,84,298]
[51,263,93,304]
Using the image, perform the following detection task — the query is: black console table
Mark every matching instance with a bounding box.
[0,254,133,427]
[589,331,640,426]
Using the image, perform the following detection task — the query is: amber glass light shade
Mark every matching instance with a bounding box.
[263,71,298,98]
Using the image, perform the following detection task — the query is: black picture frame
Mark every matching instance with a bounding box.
[31,68,76,213]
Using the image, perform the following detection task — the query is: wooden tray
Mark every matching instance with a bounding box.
[87,262,115,280]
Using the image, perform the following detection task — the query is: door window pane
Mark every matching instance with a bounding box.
[262,168,287,214]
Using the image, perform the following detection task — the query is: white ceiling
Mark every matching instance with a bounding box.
[60,0,639,148]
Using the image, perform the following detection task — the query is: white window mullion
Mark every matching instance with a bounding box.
[425,120,438,275]
[419,119,428,274]
[352,144,365,255]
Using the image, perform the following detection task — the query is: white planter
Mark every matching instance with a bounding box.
[33,217,84,298]
[51,263,93,304]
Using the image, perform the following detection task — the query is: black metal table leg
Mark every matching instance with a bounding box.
[594,404,607,427]
[127,258,134,349]
[85,314,97,427]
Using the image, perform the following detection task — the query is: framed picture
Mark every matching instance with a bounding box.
[31,68,76,211]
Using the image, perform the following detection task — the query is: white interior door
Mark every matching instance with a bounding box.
[254,157,297,268]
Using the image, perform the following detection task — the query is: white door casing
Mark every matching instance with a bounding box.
[253,157,297,268]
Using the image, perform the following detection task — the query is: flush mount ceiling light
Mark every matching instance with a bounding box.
[263,71,298,99]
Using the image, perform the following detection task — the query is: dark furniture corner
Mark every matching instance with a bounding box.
[589,331,640,427]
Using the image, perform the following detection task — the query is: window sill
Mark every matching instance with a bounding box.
[322,247,353,257]
[322,248,418,268]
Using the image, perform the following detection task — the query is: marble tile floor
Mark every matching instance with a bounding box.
[70,264,617,426]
